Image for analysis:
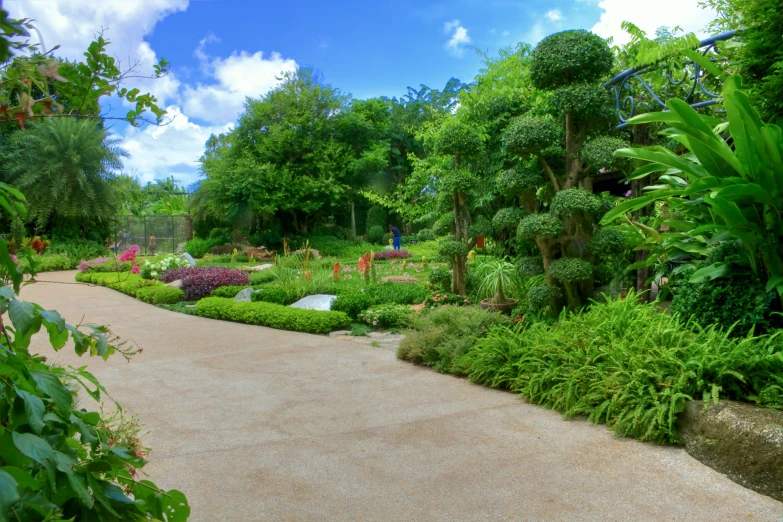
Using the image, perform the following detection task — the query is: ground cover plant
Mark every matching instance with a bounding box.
[453,293,783,444]
[196,297,350,334]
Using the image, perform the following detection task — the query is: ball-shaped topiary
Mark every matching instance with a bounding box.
[368,225,385,244]
[582,136,632,173]
[492,207,525,232]
[429,266,452,290]
[366,206,387,235]
[551,83,614,118]
[550,188,603,217]
[517,213,564,241]
[526,285,563,314]
[433,212,455,236]
[587,227,628,259]
[434,118,483,158]
[439,239,469,258]
[516,255,544,277]
[530,29,614,90]
[416,228,436,241]
[497,162,545,193]
[469,215,493,238]
[502,117,563,156]
[548,257,593,283]
[440,168,477,195]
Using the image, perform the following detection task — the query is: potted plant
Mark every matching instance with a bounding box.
[476,257,523,312]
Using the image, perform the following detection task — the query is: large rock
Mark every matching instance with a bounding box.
[234,288,255,302]
[291,248,321,260]
[381,275,419,284]
[165,280,182,289]
[242,264,274,273]
[678,400,783,502]
[181,252,196,266]
[288,294,336,311]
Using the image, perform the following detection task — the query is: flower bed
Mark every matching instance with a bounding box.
[373,249,412,260]
[160,266,249,300]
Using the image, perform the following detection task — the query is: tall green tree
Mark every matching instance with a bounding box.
[0,118,127,231]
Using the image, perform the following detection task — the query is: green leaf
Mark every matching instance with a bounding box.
[600,189,677,224]
[30,371,72,414]
[11,432,56,466]
[16,389,45,435]
[689,263,730,283]
[0,469,20,514]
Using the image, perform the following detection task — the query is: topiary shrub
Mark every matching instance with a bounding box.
[492,208,525,233]
[516,256,544,277]
[249,271,276,285]
[429,266,452,291]
[530,29,614,90]
[502,117,563,155]
[250,285,293,305]
[368,225,385,244]
[196,297,350,334]
[517,214,564,241]
[416,228,436,241]
[468,215,493,238]
[548,257,593,283]
[433,212,455,236]
[551,83,613,119]
[330,290,376,320]
[136,285,184,304]
[550,188,603,217]
[210,285,251,298]
[497,163,545,193]
[160,266,249,301]
[439,240,468,258]
[366,206,387,235]
[588,228,628,260]
[582,136,631,173]
[526,285,563,314]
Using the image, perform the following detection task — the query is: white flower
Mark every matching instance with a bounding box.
[151,271,158,278]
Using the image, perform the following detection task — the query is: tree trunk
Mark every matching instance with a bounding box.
[350,202,356,239]
[452,254,466,296]
[452,191,471,296]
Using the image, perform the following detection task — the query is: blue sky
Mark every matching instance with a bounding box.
[11,0,717,186]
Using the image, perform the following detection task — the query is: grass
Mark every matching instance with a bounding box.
[157,301,199,316]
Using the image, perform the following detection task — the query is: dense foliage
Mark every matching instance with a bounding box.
[160,266,249,301]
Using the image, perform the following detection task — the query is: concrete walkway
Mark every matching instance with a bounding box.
[25,271,782,521]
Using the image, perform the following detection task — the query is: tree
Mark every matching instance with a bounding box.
[0,118,127,233]
[502,30,629,311]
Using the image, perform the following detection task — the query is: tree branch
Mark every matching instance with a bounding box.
[536,154,560,192]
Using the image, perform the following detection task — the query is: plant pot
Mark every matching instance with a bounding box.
[480,298,518,313]
[476,235,485,248]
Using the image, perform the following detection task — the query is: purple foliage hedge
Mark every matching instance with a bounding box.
[160,266,249,300]
[373,250,412,260]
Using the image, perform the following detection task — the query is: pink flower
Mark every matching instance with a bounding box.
[10,254,17,263]
[625,189,633,197]
[407,262,415,267]
[132,265,140,274]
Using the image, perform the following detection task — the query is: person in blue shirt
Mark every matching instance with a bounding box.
[388,225,402,250]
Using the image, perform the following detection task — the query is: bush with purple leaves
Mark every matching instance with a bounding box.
[373,249,412,261]
[160,266,249,300]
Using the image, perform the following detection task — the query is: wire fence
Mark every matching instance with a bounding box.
[113,215,192,256]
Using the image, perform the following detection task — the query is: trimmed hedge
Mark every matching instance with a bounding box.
[210,285,251,298]
[75,272,161,297]
[136,285,184,304]
[196,297,350,334]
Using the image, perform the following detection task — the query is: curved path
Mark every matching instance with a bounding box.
[26,271,782,521]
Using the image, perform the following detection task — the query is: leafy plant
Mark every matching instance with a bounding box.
[135,285,184,304]
[457,292,783,444]
[428,266,452,291]
[373,249,412,260]
[359,303,413,328]
[183,237,218,258]
[367,225,385,244]
[140,255,190,279]
[474,257,524,305]
[602,75,783,301]
[397,305,513,373]
[196,297,351,334]
[416,228,436,241]
[331,291,375,319]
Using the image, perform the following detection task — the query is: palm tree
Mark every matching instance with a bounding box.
[0,118,128,228]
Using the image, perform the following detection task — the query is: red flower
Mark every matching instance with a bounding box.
[514,315,522,323]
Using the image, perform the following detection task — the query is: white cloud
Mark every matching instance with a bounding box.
[502,30,510,37]
[183,48,297,124]
[8,0,299,185]
[443,19,471,56]
[119,106,232,185]
[591,0,718,45]
[546,9,563,22]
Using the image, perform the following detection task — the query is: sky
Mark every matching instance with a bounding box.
[7,0,718,187]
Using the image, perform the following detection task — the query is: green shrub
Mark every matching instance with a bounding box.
[249,271,277,285]
[350,323,372,336]
[438,240,468,258]
[250,285,292,305]
[517,213,564,240]
[46,238,109,260]
[530,29,614,89]
[331,290,375,319]
[368,225,385,244]
[671,276,775,336]
[468,215,493,238]
[367,283,428,305]
[382,232,393,245]
[366,206,387,235]
[75,272,161,297]
[548,257,593,283]
[492,208,525,233]
[429,266,452,290]
[526,285,562,315]
[416,228,436,241]
[516,256,544,277]
[249,229,282,248]
[136,285,184,304]
[183,237,216,258]
[28,253,76,271]
[209,227,232,244]
[397,305,512,373]
[550,188,603,217]
[196,297,350,334]
[359,303,413,328]
[306,236,366,257]
[457,293,783,444]
[432,212,455,236]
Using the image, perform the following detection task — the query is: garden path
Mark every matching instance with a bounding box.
[25,271,782,522]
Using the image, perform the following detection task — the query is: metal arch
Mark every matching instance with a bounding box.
[605,31,736,127]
